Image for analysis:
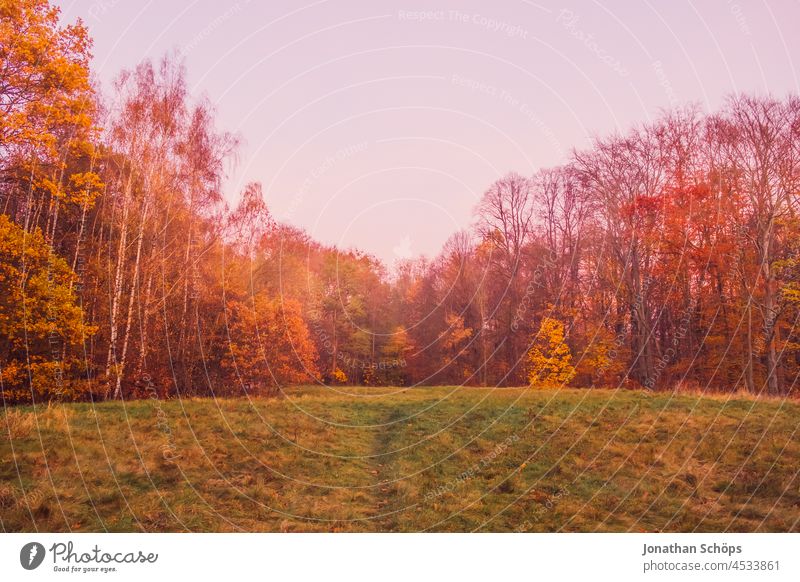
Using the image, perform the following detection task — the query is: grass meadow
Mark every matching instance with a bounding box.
[1,386,799,532]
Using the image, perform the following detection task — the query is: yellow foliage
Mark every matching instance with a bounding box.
[0,0,96,163]
[0,214,95,402]
[526,317,576,387]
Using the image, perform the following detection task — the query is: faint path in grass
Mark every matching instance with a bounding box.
[2,388,799,532]
[367,405,413,532]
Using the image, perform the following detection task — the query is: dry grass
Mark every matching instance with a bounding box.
[1,386,798,532]
[2,408,36,440]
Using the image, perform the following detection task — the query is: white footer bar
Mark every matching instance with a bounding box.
[2,533,796,581]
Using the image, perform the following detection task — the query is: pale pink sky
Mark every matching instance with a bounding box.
[58,0,800,266]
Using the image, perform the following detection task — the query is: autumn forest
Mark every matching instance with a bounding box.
[3,0,800,406]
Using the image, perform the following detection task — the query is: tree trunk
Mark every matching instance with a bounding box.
[761,243,780,395]
[629,243,655,386]
[745,301,755,393]
[113,182,151,399]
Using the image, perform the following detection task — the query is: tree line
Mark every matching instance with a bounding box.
[1,0,799,403]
